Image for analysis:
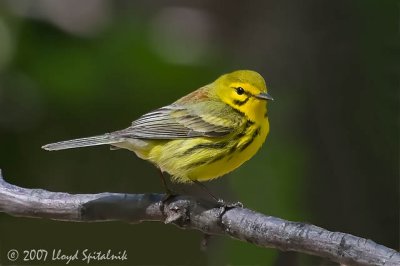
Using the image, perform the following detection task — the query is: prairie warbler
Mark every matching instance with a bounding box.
[43,70,273,184]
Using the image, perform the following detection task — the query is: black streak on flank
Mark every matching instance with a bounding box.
[185,159,209,169]
[227,119,257,159]
[185,151,227,169]
[245,119,255,128]
[208,153,226,164]
[239,127,261,152]
[232,120,255,141]
[181,141,228,156]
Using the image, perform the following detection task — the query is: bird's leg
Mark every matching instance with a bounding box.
[158,169,176,202]
[192,180,218,202]
[159,169,170,194]
[192,181,243,209]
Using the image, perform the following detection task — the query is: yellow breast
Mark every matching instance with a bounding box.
[140,116,269,183]
[185,118,269,182]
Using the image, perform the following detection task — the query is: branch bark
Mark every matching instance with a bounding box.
[0,169,398,266]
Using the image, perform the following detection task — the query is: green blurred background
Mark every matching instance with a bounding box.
[0,0,398,265]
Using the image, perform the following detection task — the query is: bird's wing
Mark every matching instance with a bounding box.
[114,101,244,140]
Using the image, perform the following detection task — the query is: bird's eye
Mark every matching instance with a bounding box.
[236,87,245,95]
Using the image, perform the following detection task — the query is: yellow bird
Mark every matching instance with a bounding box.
[43,70,273,186]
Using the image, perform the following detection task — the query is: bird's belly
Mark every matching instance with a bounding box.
[146,120,269,183]
[190,123,269,182]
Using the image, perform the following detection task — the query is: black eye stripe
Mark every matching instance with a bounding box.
[231,86,254,97]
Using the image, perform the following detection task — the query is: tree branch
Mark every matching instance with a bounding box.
[0,169,398,266]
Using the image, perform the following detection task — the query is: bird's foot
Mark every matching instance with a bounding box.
[217,199,243,208]
[161,188,178,203]
[216,199,243,220]
[159,188,179,215]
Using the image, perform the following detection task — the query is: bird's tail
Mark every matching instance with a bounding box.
[42,134,122,151]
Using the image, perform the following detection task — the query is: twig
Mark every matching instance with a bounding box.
[0,169,398,266]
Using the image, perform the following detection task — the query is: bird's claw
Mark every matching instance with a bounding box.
[161,190,177,204]
[217,199,243,209]
[216,199,243,220]
[159,189,179,215]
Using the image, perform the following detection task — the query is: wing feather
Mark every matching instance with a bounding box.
[114,101,243,140]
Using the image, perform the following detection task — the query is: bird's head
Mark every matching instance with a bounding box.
[214,70,273,120]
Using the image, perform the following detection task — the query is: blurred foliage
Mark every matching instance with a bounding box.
[0,0,398,265]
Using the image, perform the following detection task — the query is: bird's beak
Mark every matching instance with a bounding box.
[256,92,274,101]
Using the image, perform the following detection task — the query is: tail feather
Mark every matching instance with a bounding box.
[42,134,122,151]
